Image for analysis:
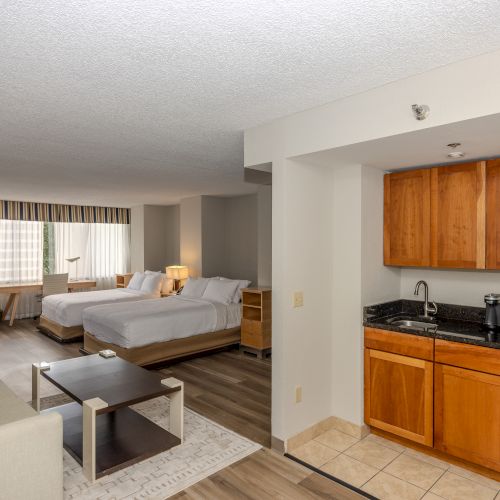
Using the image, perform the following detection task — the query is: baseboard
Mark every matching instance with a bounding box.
[271,436,285,454]
[287,415,370,452]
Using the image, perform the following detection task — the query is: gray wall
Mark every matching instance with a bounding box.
[131,193,271,285]
[164,204,180,265]
[131,204,180,272]
[180,196,203,277]
[201,197,227,279]
[130,205,145,272]
[224,195,258,284]
[179,194,268,286]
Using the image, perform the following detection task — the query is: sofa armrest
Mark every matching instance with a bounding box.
[0,412,63,500]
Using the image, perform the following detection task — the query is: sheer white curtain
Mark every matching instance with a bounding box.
[53,223,130,289]
[0,220,43,318]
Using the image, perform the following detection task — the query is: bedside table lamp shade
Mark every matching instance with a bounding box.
[166,266,189,291]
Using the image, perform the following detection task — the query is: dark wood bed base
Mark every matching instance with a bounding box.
[82,327,241,366]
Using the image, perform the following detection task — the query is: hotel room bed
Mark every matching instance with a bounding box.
[81,295,242,366]
[39,288,159,342]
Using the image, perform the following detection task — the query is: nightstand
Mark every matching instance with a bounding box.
[116,273,134,288]
[240,288,271,358]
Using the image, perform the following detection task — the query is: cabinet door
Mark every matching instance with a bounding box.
[430,162,486,268]
[364,348,433,446]
[434,363,500,472]
[384,169,431,266]
[486,159,500,269]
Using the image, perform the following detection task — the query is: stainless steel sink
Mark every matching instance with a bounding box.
[386,317,438,332]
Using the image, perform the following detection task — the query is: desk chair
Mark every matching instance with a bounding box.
[40,273,69,298]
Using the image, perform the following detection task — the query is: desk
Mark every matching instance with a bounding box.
[0,280,97,327]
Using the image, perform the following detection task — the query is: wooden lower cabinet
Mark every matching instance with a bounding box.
[364,348,433,446]
[434,363,500,472]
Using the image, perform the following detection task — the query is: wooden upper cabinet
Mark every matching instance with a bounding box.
[384,169,431,266]
[486,159,500,269]
[430,161,486,269]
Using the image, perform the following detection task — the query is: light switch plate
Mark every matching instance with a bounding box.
[293,291,304,308]
[295,386,302,403]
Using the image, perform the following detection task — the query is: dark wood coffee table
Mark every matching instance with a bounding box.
[31,354,184,482]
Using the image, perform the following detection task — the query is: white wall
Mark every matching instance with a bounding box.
[257,185,272,287]
[361,167,401,306]
[329,165,401,427]
[401,268,500,307]
[245,49,500,167]
[272,157,334,441]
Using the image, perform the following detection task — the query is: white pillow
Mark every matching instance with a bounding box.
[202,279,239,305]
[220,277,251,303]
[127,272,146,290]
[140,272,163,296]
[181,277,210,298]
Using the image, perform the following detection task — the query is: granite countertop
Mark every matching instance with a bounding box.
[363,299,500,350]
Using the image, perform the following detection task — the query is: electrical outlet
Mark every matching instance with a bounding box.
[293,291,304,308]
[295,385,302,403]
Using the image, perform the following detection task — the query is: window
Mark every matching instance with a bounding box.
[0,220,130,317]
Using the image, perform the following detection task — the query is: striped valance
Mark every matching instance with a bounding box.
[0,200,130,224]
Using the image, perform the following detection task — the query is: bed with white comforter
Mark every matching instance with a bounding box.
[42,288,157,328]
[82,295,242,348]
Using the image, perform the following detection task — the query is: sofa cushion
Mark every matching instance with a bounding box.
[0,381,36,425]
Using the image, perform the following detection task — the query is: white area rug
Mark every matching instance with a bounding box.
[63,396,261,499]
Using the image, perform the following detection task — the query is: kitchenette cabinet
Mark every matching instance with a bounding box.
[364,328,434,446]
[487,159,500,269]
[384,160,487,269]
[384,169,431,266]
[434,339,500,472]
[430,162,485,269]
[364,325,500,474]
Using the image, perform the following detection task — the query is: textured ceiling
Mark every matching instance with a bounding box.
[2,0,500,207]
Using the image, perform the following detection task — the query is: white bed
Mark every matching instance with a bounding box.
[42,288,158,328]
[83,295,241,348]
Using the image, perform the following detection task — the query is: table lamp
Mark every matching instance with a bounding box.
[166,265,189,291]
[65,257,80,281]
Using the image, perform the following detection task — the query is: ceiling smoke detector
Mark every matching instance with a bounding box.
[447,151,465,159]
[446,142,465,159]
[411,104,430,121]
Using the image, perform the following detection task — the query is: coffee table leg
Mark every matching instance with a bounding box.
[83,397,108,482]
[161,378,184,443]
[31,363,41,412]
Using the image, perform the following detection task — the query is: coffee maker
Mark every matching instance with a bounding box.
[484,293,500,331]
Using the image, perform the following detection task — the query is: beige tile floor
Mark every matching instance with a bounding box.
[292,431,500,500]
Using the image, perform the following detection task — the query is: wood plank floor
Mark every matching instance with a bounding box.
[159,349,271,447]
[171,448,364,499]
[0,319,364,499]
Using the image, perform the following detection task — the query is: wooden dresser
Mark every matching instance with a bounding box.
[240,288,271,358]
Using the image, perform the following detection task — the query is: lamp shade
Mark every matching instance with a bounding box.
[166,265,189,280]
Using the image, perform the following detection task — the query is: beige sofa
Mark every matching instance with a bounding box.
[0,381,63,500]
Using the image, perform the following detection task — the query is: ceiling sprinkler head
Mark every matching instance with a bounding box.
[447,142,461,149]
[411,104,430,121]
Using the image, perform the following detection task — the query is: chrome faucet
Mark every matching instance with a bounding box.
[414,280,438,318]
